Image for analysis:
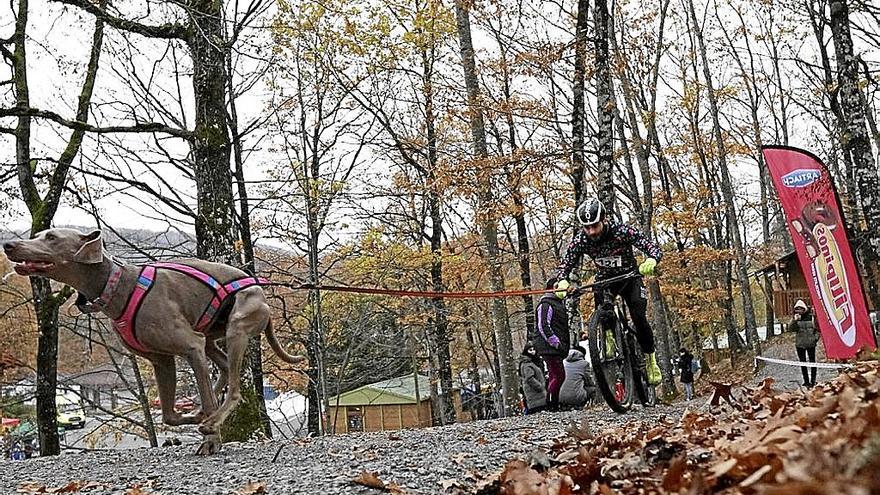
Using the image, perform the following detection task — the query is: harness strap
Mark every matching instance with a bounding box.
[151,262,230,299]
[112,265,156,354]
[195,276,270,331]
[112,264,273,352]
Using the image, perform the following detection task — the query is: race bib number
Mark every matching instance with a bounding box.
[597,256,623,268]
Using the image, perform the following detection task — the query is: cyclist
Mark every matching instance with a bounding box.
[555,197,663,385]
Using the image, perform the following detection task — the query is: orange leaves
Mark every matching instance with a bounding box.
[492,460,574,495]
[477,360,880,494]
[17,481,107,494]
[352,471,405,493]
[235,481,268,495]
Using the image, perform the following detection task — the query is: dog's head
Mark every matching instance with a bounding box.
[3,228,104,278]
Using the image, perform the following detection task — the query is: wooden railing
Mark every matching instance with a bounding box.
[773,289,812,317]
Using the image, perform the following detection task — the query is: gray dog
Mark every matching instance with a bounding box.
[3,228,305,454]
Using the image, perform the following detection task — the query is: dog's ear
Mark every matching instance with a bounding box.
[73,230,104,264]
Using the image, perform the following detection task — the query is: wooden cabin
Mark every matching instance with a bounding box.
[756,250,876,316]
[326,374,466,434]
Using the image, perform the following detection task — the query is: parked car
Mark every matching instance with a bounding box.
[56,395,86,430]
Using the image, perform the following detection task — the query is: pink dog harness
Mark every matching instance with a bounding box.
[111,263,270,353]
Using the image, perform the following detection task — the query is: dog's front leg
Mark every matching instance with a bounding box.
[152,355,204,426]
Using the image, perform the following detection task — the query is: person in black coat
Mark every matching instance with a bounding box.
[790,299,820,387]
[529,278,571,411]
[677,348,696,400]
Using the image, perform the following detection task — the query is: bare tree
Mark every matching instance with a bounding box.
[454,0,518,416]
[828,0,880,307]
[1,0,104,455]
[686,0,760,355]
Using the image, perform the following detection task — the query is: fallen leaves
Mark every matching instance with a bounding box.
[16,481,105,494]
[235,481,267,494]
[353,471,405,493]
[474,359,880,494]
[498,460,573,495]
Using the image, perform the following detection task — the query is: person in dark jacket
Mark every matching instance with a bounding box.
[677,348,696,400]
[518,343,547,414]
[790,299,820,387]
[530,278,571,411]
[559,345,595,409]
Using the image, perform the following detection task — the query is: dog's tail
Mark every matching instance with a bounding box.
[264,319,307,364]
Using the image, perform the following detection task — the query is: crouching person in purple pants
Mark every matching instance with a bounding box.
[530,278,571,412]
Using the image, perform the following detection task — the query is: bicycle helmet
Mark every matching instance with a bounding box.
[576,197,606,226]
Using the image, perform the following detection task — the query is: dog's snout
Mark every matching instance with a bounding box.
[3,241,17,252]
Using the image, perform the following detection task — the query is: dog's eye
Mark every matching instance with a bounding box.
[45,233,56,241]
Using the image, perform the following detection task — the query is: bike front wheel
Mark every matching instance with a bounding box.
[587,311,635,413]
[628,333,657,407]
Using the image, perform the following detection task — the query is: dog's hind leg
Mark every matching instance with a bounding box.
[205,340,229,398]
[152,354,204,426]
[185,335,220,420]
[185,335,225,456]
[198,288,269,441]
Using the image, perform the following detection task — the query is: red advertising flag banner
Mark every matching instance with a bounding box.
[762,146,877,359]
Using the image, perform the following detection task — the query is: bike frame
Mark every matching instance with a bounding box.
[568,271,655,411]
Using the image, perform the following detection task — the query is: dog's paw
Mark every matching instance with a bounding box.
[195,435,221,456]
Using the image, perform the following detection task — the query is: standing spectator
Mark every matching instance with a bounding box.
[790,299,820,387]
[518,344,547,415]
[530,278,571,411]
[559,345,596,409]
[677,347,697,401]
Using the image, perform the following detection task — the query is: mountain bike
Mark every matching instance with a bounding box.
[570,271,657,413]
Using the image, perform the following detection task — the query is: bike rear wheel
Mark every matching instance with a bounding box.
[587,311,634,413]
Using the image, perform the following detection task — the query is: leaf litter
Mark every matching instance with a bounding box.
[469,360,880,494]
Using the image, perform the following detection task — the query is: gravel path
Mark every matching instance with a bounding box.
[2,336,830,495]
[0,404,685,495]
[750,333,841,390]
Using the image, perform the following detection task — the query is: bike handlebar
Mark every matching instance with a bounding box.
[567,271,643,298]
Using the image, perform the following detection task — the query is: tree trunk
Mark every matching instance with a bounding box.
[594,0,615,212]
[130,355,158,447]
[453,0,518,416]
[189,2,237,266]
[227,50,271,438]
[12,0,103,455]
[829,0,880,307]
[187,1,263,440]
[686,0,760,355]
[572,0,589,206]
[422,43,457,425]
[304,162,328,436]
[463,311,483,420]
[33,280,62,456]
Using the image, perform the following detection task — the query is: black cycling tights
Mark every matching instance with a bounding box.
[595,276,655,354]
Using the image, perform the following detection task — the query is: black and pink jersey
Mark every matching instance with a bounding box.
[556,220,662,280]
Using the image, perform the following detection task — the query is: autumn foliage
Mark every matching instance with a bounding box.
[475,360,880,494]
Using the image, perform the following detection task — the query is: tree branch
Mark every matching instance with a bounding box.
[0,106,192,139]
[50,0,189,40]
